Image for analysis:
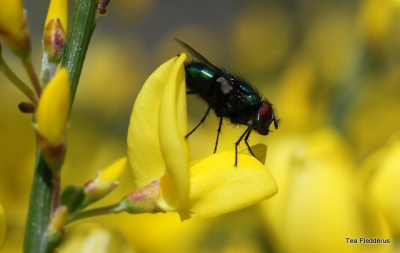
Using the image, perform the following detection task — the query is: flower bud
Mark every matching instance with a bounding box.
[43,0,68,63]
[48,206,68,233]
[0,0,31,57]
[82,157,127,207]
[122,180,162,214]
[46,206,68,248]
[45,0,68,32]
[18,102,35,113]
[43,19,66,63]
[35,68,70,171]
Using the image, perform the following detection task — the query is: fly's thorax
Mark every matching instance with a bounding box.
[217,77,233,94]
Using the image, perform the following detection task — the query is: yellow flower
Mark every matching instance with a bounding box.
[36,68,70,146]
[127,54,277,219]
[0,0,31,57]
[0,203,5,248]
[360,136,400,237]
[59,223,134,253]
[45,0,68,32]
[83,157,127,207]
[358,0,398,49]
[260,129,391,253]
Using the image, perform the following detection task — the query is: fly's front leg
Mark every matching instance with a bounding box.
[185,104,213,139]
[231,118,253,166]
[214,117,223,153]
[244,127,256,159]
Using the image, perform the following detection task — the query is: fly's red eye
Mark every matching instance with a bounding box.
[258,103,273,123]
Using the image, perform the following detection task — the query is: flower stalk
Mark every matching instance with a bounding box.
[21,55,42,97]
[68,180,163,224]
[23,0,98,252]
[0,49,38,105]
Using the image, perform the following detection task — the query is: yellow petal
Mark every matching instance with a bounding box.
[98,157,127,184]
[45,0,68,32]
[157,53,189,210]
[358,0,395,47]
[127,54,188,190]
[0,0,24,34]
[0,203,5,248]
[364,138,400,236]
[36,68,70,145]
[261,129,391,253]
[179,152,277,220]
[59,223,133,253]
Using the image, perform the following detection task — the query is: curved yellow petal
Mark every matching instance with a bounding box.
[157,53,189,211]
[179,152,277,220]
[127,54,188,190]
[45,0,68,32]
[36,68,70,145]
[0,203,5,248]
[98,157,127,184]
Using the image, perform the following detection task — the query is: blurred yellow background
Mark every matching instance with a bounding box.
[1,0,400,252]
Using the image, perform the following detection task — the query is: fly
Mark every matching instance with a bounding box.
[175,38,279,166]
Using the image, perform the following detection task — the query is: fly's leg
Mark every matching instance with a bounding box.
[185,104,213,139]
[214,117,223,153]
[234,124,252,166]
[244,127,256,159]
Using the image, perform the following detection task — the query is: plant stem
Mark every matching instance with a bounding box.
[0,55,38,105]
[23,0,98,252]
[21,55,42,97]
[52,172,61,212]
[62,0,98,107]
[68,202,126,224]
[23,148,54,253]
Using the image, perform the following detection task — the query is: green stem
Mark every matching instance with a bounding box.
[62,0,98,107]
[23,0,98,252]
[21,55,42,97]
[0,55,38,105]
[68,202,126,224]
[23,148,54,253]
[52,172,61,212]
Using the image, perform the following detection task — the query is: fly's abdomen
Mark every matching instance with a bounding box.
[185,62,220,101]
